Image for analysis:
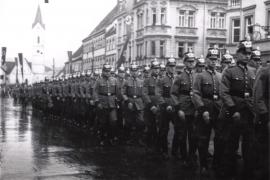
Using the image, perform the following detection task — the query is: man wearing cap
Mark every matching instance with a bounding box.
[221,51,233,74]
[248,47,262,77]
[195,55,206,73]
[143,59,163,149]
[253,65,269,180]
[143,65,151,79]
[171,50,197,164]
[192,48,222,175]
[159,63,166,79]
[115,65,126,141]
[158,56,178,159]
[121,62,147,145]
[93,63,120,145]
[220,38,256,178]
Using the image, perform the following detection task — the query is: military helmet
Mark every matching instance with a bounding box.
[196,55,206,67]
[221,50,233,64]
[206,48,219,60]
[237,36,252,54]
[160,63,166,71]
[166,56,176,67]
[143,65,150,72]
[118,64,125,73]
[102,62,112,72]
[251,47,261,61]
[183,50,196,62]
[93,69,99,76]
[130,62,139,71]
[151,58,160,69]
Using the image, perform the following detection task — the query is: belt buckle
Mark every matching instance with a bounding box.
[133,95,137,98]
[190,92,193,96]
[107,93,111,96]
[213,95,218,100]
[244,92,250,98]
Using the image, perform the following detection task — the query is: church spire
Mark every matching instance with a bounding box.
[32,5,45,29]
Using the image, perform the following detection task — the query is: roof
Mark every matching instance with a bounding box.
[45,66,52,72]
[72,45,83,59]
[105,26,116,37]
[88,5,119,38]
[32,5,45,29]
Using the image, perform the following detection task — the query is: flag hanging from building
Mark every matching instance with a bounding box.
[18,53,24,80]
[116,1,134,68]
[67,51,72,74]
[1,47,7,72]
[15,57,19,84]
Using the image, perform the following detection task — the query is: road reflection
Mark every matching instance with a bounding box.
[0,98,206,180]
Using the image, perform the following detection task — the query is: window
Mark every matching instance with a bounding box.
[145,41,148,57]
[187,43,194,52]
[230,0,240,7]
[268,10,270,26]
[188,11,195,27]
[151,41,156,56]
[210,12,217,28]
[118,22,122,36]
[137,13,143,29]
[179,10,195,27]
[210,12,226,29]
[160,41,165,57]
[179,10,185,27]
[146,9,149,25]
[37,36,40,44]
[178,42,184,58]
[152,8,156,26]
[244,15,253,36]
[161,8,166,25]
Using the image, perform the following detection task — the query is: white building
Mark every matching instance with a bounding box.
[226,0,270,62]
[31,4,47,82]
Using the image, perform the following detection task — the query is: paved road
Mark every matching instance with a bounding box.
[0,98,216,180]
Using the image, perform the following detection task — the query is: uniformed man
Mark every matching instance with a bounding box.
[143,65,151,79]
[121,62,146,145]
[248,47,262,76]
[171,50,197,165]
[93,63,119,145]
[143,59,163,149]
[158,56,178,159]
[159,63,166,79]
[195,55,206,73]
[193,48,222,175]
[221,50,233,74]
[220,38,256,178]
[253,65,269,180]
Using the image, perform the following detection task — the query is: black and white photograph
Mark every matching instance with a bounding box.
[0,0,269,179]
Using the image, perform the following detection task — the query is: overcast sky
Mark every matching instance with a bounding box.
[0,0,117,67]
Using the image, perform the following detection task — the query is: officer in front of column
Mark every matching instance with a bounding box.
[93,62,119,146]
[220,37,256,179]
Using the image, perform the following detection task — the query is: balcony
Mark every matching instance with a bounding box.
[206,29,227,40]
[136,28,144,39]
[145,25,171,37]
[175,27,198,38]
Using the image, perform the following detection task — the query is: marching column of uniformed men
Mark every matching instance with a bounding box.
[11,37,269,179]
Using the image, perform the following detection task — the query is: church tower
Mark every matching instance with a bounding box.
[32,4,46,82]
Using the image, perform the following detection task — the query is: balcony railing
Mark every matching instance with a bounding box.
[175,27,198,37]
[145,25,171,36]
[206,29,227,39]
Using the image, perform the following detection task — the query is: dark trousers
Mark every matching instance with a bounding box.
[97,108,117,140]
[173,115,196,161]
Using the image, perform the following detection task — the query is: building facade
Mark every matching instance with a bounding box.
[80,0,228,72]
[226,0,270,62]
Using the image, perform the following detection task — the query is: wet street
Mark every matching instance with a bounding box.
[0,98,214,180]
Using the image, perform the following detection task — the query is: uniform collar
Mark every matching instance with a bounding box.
[166,72,174,79]
[184,68,193,74]
[206,68,216,75]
